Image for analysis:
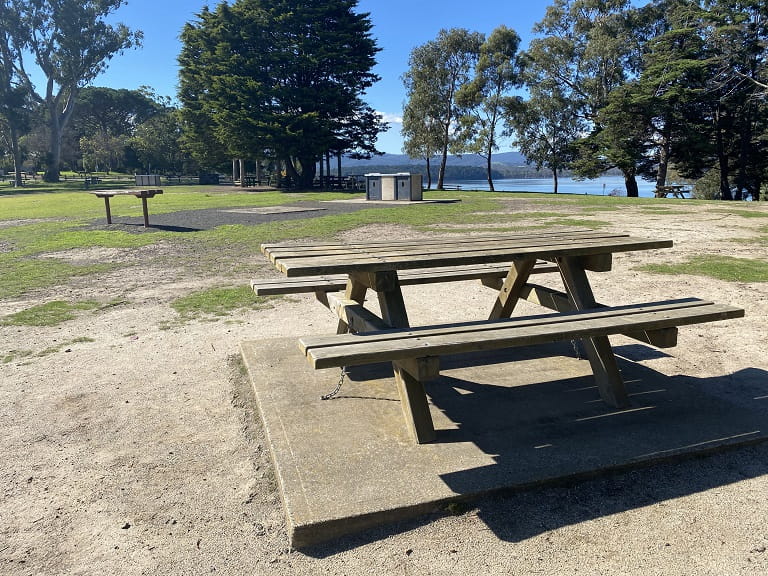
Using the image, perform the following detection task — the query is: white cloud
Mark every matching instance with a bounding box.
[376,111,403,125]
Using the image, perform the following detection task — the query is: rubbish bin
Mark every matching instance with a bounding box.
[365,174,382,200]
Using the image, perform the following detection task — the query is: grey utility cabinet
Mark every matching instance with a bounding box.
[365,173,423,201]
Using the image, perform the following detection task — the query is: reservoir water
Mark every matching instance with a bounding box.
[441,175,658,198]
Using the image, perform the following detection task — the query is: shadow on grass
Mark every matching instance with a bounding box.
[87,222,203,233]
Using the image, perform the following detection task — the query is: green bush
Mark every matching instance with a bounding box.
[692,169,721,200]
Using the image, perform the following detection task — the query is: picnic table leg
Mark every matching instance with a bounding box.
[140,195,150,227]
[337,277,367,334]
[489,258,537,320]
[375,271,436,444]
[557,257,629,408]
[102,196,112,224]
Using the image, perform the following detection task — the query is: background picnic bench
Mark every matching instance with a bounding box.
[89,188,163,227]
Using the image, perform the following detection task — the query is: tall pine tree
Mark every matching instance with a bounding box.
[178,0,383,188]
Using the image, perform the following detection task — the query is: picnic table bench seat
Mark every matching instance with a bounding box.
[251,261,559,296]
[299,298,744,443]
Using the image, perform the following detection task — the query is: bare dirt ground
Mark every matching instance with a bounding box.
[1,198,768,575]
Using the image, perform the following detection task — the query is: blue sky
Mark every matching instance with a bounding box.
[93,0,559,153]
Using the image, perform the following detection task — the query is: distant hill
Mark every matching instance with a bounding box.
[339,151,546,180]
[343,151,528,168]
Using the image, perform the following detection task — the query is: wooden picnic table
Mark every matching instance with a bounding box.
[89,189,163,227]
[655,185,690,198]
[259,231,742,443]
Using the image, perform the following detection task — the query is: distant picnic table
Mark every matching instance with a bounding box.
[655,185,690,198]
[89,189,163,228]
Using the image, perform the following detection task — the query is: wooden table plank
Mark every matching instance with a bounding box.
[299,299,717,348]
[300,302,743,368]
[264,234,662,262]
[262,231,630,261]
[273,236,673,277]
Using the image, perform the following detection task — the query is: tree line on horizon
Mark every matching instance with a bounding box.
[1,0,766,200]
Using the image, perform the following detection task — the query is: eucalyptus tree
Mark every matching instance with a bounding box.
[2,0,140,181]
[70,87,161,140]
[510,77,584,194]
[131,109,184,174]
[456,25,524,191]
[178,0,383,188]
[401,96,443,189]
[64,87,164,172]
[402,28,483,190]
[0,2,33,186]
[525,0,641,195]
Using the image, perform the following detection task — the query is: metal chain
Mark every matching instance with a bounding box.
[571,339,583,360]
[321,367,347,400]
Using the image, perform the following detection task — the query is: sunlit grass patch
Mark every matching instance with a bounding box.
[0,222,163,255]
[169,285,269,323]
[0,256,117,299]
[192,197,504,247]
[0,191,110,220]
[0,300,100,326]
[713,208,768,219]
[639,255,768,282]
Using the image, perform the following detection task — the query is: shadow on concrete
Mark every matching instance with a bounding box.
[240,338,768,552]
[305,362,768,556]
[306,433,768,557]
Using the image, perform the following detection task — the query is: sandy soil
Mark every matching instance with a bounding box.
[1,198,767,575]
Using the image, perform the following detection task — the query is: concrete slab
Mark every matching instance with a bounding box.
[219,206,327,215]
[322,198,461,205]
[240,337,768,548]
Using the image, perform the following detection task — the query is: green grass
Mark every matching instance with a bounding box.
[185,196,506,248]
[0,186,363,221]
[0,221,162,254]
[0,300,101,326]
[714,208,768,219]
[2,184,762,301]
[169,285,269,323]
[0,256,117,299]
[639,255,768,282]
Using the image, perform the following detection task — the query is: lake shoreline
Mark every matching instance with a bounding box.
[440,175,659,198]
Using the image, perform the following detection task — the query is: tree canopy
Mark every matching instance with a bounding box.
[1,0,141,181]
[178,0,384,188]
[402,28,483,190]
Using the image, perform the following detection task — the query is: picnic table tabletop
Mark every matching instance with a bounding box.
[88,188,163,227]
[89,188,163,198]
[261,231,673,277]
